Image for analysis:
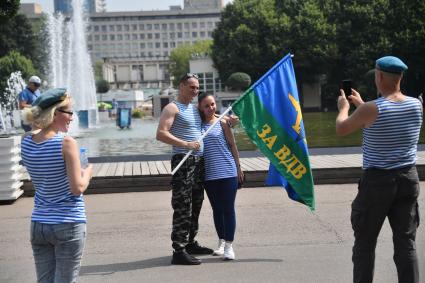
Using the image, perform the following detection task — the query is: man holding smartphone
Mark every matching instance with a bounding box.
[336,56,423,283]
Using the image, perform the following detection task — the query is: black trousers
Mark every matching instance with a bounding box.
[351,166,420,283]
[170,154,205,251]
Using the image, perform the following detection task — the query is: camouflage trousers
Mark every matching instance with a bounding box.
[170,154,205,251]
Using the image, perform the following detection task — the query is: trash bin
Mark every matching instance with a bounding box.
[78,110,89,128]
[116,108,131,129]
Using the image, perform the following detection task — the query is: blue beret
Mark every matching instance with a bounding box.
[376,56,408,74]
[32,88,68,109]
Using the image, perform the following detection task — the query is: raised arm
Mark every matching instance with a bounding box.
[62,136,93,196]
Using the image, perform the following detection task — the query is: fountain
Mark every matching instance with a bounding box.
[0,71,26,201]
[46,0,98,129]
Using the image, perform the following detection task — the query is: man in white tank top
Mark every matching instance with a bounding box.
[336,56,423,283]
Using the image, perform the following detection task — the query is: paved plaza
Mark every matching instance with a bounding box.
[1,183,424,283]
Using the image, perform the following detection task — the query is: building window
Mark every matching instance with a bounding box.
[208,31,212,37]
[184,32,190,38]
[147,24,152,30]
[124,25,129,31]
[140,43,145,48]
[94,35,100,41]
[109,25,115,31]
[140,34,145,39]
[139,24,144,30]
[102,34,107,40]
[169,23,175,30]
[147,33,153,39]
[155,33,160,39]
[117,25,122,31]
[101,25,107,32]
[192,31,197,37]
[87,35,92,41]
[192,22,197,28]
[164,51,168,56]
[109,34,115,40]
[117,34,123,40]
[163,42,168,48]
[200,22,205,28]
[124,34,130,40]
[162,23,167,30]
[132,34,138,40]
[170,42,176,48]
[177,23,182,30]
[154,23,160,30]
[170,32,175,39]
[147,42,153,48]
[155,42,161,48]
[94,25,99,32]
[162,33,168,39]
[184,22,189,29]
[177,32,182,38]
[132,24,137,31]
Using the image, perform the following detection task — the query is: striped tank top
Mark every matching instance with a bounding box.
[363,96,423,169]
[202,121,237,181]
[170,101,203,156]
[21,134,86,224]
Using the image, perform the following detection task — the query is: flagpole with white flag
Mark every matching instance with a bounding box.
[171,106,233,175]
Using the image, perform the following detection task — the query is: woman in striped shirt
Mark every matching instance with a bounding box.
[21,88,93,283]
[198,92,244,260]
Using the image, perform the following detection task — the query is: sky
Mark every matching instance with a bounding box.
[21,0,234,13]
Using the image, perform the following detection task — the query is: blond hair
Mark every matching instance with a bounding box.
[22,97,71,129]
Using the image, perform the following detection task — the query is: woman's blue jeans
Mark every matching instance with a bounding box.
[30,222,86,283]
[205,177,238,242]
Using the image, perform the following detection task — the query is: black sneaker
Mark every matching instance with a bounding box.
[171,250,201,265]
[186,241,214,255]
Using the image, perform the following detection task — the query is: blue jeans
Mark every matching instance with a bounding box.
[205,177,238,241]
[30,222,86,283]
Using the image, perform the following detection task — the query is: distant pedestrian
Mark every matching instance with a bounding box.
[336,56,422,283]
[18,75,41,131]
[21,88,93,282]
[111,98,118,119]
[198,92,244,261]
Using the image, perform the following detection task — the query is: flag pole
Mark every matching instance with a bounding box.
[171,106,233,175]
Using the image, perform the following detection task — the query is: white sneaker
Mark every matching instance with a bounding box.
[223,242,235,260]
[213,239,225,256]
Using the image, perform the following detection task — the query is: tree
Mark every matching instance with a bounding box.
[212,0,337,85]
[96,79,110,93]
[0,0,19,24]
[226,72,251,91]
[169,40,213,86]
[0,51,36,106]
[0,13,39,71]
[387,0,425,96]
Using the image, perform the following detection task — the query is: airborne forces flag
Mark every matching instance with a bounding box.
[232,54,315,210]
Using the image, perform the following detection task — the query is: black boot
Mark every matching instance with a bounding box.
[171,250,201,265]
[186,241,214,255]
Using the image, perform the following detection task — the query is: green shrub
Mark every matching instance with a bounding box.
[132,108,145,118]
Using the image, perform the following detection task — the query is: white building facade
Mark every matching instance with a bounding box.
[87,1,222,89]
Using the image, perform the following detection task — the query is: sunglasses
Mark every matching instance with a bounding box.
[57,109,74,116]
[33,83,41,87]
[180,73,199,83]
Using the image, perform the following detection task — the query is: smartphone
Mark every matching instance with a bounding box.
[341,79,352,97]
